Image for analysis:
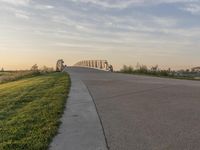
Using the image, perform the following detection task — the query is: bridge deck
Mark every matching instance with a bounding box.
[67,67,200,150]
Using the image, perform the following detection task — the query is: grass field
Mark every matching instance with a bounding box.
[0,72,70,150]
[0,71,39,84]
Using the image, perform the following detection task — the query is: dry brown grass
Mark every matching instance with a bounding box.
[0,71,39,84]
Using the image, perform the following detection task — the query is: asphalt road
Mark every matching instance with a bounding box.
[67,67,200,150]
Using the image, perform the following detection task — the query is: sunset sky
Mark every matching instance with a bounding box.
[0,0,200,70]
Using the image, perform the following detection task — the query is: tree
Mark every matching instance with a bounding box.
[151,65,159,71]
[136,62,140,70]
[31,64,39,72]
[139,65,148,73]
[186,69,190,73]
[120,65,134,73]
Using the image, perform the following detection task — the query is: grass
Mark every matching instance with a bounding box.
[0,71,40,84]
[0,72,70,150]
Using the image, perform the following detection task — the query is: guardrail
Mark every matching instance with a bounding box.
[74,60,113,72]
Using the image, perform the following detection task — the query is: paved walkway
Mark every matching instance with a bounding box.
[51,67,200,150]
[49,68,107,150]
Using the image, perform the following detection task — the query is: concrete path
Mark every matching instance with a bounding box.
[62,67,200,150]
[49,68,108,150]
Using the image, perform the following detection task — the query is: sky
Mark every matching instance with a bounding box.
[0,0,200,70]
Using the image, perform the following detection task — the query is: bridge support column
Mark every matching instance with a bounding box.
[95,60,97,68]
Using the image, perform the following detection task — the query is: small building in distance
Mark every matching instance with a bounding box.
[56,59,65,72]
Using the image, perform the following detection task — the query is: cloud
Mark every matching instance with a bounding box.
[152,0,198,3]
[152,16,178,27]
[35,5,54,10]
[0,0,30,6]
[69,0,199,9]
[15,12,29,20]
[182,3,200,15]
[54,42,97,48]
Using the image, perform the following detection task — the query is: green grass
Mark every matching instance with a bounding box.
[0,72,70,150]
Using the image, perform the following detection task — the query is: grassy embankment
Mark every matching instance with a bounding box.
[0,71,39,84]
[0,72,70,150]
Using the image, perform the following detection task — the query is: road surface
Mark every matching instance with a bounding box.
[67,67,200,150]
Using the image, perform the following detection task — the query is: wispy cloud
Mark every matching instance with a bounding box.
[15,12,29,20]
[182,3,200,15]
[70,0,141,9]
[0,0,30,6]
[35,5,54,10]
[70,0,199,9]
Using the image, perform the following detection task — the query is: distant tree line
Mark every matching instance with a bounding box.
[120,64,172,77]
[120,63,200,79]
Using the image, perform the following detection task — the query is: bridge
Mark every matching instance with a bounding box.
[74,60,113,72]
[56,59,113,72]
[51,61,200,150]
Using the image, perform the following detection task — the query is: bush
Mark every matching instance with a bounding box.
[138,65,148,74]
[120,65,134,73]
[159,70,170,76]
[40,66,54,73]
[119,64,172,77]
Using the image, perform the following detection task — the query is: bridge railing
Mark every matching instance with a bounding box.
[74,60,113,72]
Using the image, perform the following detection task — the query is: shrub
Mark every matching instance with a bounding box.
[40,66,54,73]
[120,65,134,73]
